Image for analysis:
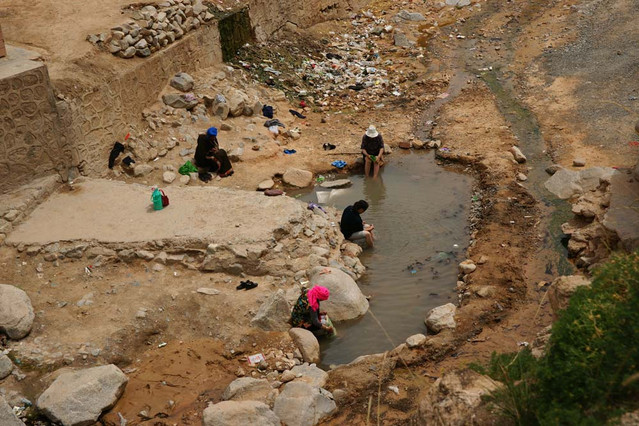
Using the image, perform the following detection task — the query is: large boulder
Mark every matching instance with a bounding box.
[0,284,35,340]
[162,93,198,110]
[309,267,369,321]
[283,168,314,188]
[418,370,500,426]
[224,88,249,117]
[290,364,328,388]
[273,382,337,426]
[424,303,457,333]
[289,328,320,364]
[37,365,128,426]
[203,401,280,426]
[169,72,194,92]
[221,377,274,404]
[0,396,24,426]
[548,275,591,315]
[251,289,291,331]
[0,353,14,379]
[544,167,617,199]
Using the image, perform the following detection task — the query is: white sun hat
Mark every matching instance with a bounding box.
[365,125,379,138]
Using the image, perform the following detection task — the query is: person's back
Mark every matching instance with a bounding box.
[340,205,363,239]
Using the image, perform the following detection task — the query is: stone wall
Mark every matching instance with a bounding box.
[0,48,71,193]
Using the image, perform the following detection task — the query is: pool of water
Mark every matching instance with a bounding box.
[295,151,472,367]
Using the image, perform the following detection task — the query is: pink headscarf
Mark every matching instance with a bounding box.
[307,286,330,311]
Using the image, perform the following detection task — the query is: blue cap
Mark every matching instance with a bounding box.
[207,127,218,136]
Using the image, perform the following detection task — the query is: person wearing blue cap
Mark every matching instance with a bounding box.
[194,127,234,181]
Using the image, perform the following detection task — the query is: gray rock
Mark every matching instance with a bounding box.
[320,179,352,189]
[222,377,273,404]
[133,164,154,177]
[163,171,177,183]
[517,173,528,182]
[0,354,14,379]
[394,31,412,47]
[309,267,369,321]
[425,303,457,333]
[134,39,148,49]
[573,158,586,167]
[162,93,198,110]
[290,364,328,387]
[170,72,195,92]
[397,10,426,21]
[0,396,24,426]
[193,0,207,15]
[458,260,476,274]
[289,328,320,364]
[283,168,314,188]
[0,284,35,340]
[548,275,591,315]
[136,47,152,57]
[224,88,249,117]
[119,46,136,58]
[37,364,128,426]
[510,146,527,163]
[545,164,562,175]
[406,333,427,348]
[251,289,291,331]
[273,382,337,426]
[544,167,617,199]
[136,250,155,261]
[203,401,280,426]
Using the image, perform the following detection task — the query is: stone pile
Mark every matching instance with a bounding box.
[87,0,215,58]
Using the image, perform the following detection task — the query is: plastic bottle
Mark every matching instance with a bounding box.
[151,188,163,211]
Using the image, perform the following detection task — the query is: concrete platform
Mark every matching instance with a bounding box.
[6,178,306,246]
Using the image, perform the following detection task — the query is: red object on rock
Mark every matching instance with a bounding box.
[299,100,307,108]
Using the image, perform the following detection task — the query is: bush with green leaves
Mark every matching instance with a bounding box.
[471,251,639,425]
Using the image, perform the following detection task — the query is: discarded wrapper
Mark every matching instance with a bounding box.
[248,353,265,366]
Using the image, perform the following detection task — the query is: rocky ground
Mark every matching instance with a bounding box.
[1,0,639,424]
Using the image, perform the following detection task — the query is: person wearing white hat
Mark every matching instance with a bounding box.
[361,125,384,178]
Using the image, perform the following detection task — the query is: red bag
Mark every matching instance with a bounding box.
[160,189,169,207]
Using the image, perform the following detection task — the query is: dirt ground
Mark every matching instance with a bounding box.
[1,0,638,424]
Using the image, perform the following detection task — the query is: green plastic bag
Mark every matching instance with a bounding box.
[179,160,198,175]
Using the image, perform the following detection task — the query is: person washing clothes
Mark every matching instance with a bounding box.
[290,285,334,336]
[194,127,234,182]
[340,200,375,248]
[361,125,384,178]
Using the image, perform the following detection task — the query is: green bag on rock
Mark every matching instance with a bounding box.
[179,160,198,175]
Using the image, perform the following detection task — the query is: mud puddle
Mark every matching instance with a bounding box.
[294,151,472,367]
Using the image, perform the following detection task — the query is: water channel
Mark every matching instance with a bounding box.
[295,151,472,367]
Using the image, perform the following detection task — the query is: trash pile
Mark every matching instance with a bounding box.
[232,9,435,111]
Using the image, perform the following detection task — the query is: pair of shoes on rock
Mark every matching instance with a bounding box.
[236,280,258,290]
[323,143,336,151]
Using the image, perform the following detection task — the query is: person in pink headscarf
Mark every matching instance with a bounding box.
[290,285,334,336]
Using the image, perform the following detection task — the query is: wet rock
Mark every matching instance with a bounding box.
[425,303,457,333]
[510,146,527,163]
[548,275,591,315]
[258,179,275,191]
[203,401,280,426]
[0,284,35,340]
[406,333,427,348]
[418,370,499,425]
[283,168,313,188]
[320,179,352,189]
[289,328,320,364]
[273,382,337,426]
[0,353,14,379]
[458,260,476,274]
[397,10,426,21]
[0,396,24,426]
[517,173,528,182]
[544,167,617,199]
[222,377,274,404]
[37,364,128,426]
[133,164,154,177]
[170,72,194,92]
[162,171,177,184]
[545,164,562,175]
[309,266,369,321]
[251,289,291,331]
[162,93,198,110]
[290,364,328,388]
[398,141,412,149]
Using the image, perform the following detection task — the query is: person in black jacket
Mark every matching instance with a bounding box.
[340,200,375,247]
[194,127,233,181]
[361,125,384,178]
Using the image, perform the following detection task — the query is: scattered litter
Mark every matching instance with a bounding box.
[197,287,221,295]
[331,160,347,169]
[84,266,92,275]
[248,353,266,366]
[262,105,274,118]
[289,109,306,119]
[118,412,128,426]
[518,341,529,347]
[283,149,297,154]
[323,143,336,150]
[158,342,167,348]
[388,386,400,395]
[437,93,450,99]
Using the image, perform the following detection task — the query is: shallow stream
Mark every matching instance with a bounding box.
[296,151,472,367]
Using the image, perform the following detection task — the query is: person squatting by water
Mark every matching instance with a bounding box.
[340,199,375,248]
[361,125,384,178]
[290,286,334,336]
[194,127,234,182]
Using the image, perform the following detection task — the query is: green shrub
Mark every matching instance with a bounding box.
[473,251,639,425]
